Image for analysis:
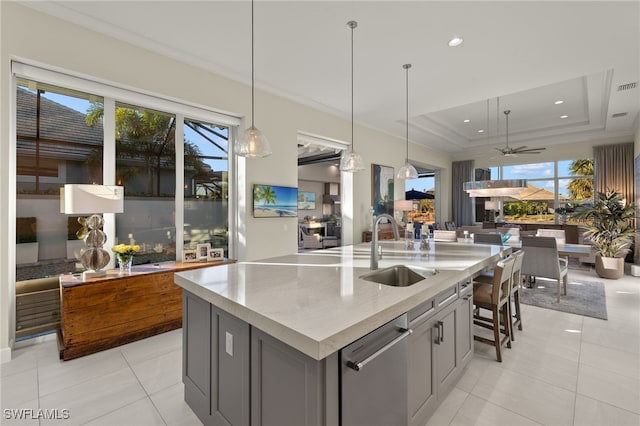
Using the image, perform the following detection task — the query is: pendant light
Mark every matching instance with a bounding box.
[235,0,272,158]
[339,20,365,172]
[396,64,418,180]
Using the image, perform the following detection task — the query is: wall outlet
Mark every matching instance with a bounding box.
[225,331,233,356]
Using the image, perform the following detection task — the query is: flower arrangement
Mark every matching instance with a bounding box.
[112,244,140,265]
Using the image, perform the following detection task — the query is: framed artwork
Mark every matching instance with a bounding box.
[371,164,394,216]
[196,243,211,260]
[298,191,316,210]
[208,248,224,261]
[253,184,298,217]
[183,249,198,263]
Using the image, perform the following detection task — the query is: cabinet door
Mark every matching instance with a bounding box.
[435,301,458,394]
[456,283,474,367]
[183,291,212,423]
[212,306,250,426]
[251,328,325,426]
[408,315,437,426]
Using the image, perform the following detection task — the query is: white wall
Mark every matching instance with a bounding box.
[0,2,453,360]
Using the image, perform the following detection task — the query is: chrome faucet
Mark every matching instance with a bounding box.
[370,213,400,270]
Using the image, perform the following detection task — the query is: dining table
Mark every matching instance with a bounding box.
[457,237,593,258]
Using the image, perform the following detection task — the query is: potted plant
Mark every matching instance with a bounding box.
[574,189,637,279]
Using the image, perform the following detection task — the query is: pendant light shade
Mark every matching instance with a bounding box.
[339,20,365,173]
[235,0,272,158]
[397,63,418,180]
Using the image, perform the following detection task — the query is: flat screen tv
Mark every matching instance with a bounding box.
[253,184,298,218]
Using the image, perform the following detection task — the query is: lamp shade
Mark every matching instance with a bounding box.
[484,200,499,210]
[60,184,124,214]
[464,179,527,197]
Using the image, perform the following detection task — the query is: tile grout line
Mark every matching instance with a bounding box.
[120,348,169,426]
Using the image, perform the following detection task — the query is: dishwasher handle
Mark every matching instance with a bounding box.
[346,328,413,372]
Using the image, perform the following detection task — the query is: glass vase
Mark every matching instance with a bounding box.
[118,254,133,274]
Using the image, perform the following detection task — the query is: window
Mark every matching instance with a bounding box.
[184,119,229,256]
[474,159,593,224]
[15,80,104,280]
[114,103,177,265]
[13,64,238,280]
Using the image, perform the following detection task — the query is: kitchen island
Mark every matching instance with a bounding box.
[174,241,508,426]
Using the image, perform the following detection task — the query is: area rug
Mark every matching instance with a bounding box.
[519,279,608,320]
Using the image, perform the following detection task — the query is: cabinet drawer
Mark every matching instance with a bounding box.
[435,285,458,308]
[408,298,435,327]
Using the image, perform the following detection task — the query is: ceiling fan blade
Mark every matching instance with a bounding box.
[514,147,546,153]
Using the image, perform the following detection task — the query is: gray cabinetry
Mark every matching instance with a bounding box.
[251,327,338,426]
[184,276,473,426]
[183,291,211,421]
[434,300,458,394]
[183,291,250,426]
[456,279,474,367]
[407,279,474,426]
[408,300,437,426]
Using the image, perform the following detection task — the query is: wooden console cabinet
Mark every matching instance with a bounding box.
[58,260,233,360]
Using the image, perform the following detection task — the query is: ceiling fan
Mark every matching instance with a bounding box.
[494,110,546,156]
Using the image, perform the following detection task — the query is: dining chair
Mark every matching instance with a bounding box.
[521,236,568,302]
[536,228,566,245]
[473,255,515,362]
[473,233,503,245]
[433,230,457,241]
[496,226,520,243]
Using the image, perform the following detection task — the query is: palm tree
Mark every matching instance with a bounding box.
[86,103,176,196]
[567,158,594,201]
[260,186,277,206]
[254,185,263,204]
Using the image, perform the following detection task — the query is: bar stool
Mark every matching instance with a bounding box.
[472,255,515,362]
[474,250,525,340]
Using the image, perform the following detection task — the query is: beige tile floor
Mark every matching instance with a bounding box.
[1,267,638,425]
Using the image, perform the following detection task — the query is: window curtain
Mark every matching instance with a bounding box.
[593,143,634,203]
[452,160,474,226]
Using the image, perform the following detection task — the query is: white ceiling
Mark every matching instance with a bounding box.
[23,1,640,157]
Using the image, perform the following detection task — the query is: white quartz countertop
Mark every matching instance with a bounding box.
[174,241,506,360]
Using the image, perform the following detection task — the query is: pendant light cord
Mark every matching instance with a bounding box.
[251,0,255,128]
[505,109,510,148]
[405,64,410,161]
[350,21,355,153]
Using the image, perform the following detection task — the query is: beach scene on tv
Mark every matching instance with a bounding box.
[253,184,298,217]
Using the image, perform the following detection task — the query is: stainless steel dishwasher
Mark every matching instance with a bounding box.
[340,313,412,426]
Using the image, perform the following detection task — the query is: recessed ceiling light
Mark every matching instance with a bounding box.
[448,37,463,47]
[463,119,470,123]
[554,100,564,105]
[560,115,569,119]
[477,129,484,133]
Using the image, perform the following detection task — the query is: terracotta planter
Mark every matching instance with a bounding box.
[595,254,624,279]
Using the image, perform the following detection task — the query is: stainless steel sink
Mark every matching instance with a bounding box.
[360,265,438,287]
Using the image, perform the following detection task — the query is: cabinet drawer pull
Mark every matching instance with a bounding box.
[346,328,413,372]
[439,321,444,343]
[438,292,458,307]
[410,306,435,327]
